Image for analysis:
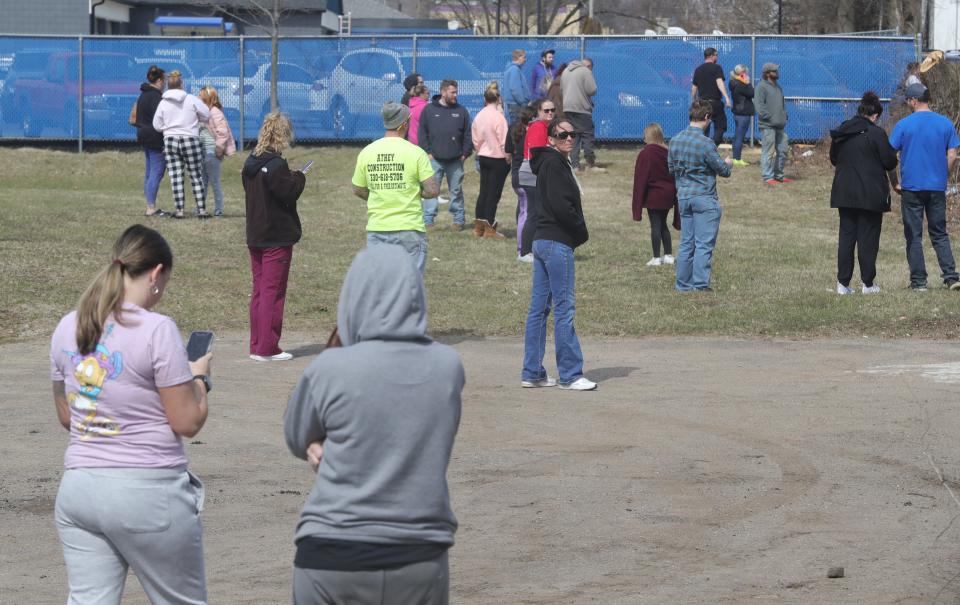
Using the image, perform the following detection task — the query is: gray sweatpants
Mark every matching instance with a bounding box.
[55,467,207,605]
[292,552,449,605]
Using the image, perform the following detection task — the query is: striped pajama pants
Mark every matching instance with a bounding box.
[164,136,207,213]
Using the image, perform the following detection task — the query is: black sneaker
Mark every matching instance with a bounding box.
[910,284,928,291]
[948,279,960,291]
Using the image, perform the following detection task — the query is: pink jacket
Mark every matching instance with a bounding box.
[207,106,236,157]
[407,96,428,145]
[471,104,508,159]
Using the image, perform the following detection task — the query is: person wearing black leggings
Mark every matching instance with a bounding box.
[632,123,679,267]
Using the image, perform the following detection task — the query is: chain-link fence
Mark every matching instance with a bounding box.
[0,34,918,147]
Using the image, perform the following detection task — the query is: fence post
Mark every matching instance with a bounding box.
[239,35,245,150]
[78,36,84,153]
[580,35,585,61]
[412,34,418,73]
[915,32,922,59]
[749,35,756,149]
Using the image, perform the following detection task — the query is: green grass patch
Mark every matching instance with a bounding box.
[1,145,958,344]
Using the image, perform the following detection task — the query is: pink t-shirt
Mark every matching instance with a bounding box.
[49,303,194,469]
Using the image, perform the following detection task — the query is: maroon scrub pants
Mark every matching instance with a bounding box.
[249,246,293,356]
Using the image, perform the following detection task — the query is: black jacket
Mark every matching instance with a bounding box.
[729,79,755,117]
[530,146,589,249]
[242,151,306,247]
[134,83,164,150]
[417,99,473,161]
[829,116,898,213]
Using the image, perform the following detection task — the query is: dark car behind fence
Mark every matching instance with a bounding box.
[0,34,918,148]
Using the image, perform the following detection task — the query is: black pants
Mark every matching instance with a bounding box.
[837,207,883,287]
[648,208,672,257]
[702,99,727,145]
[520,185,538,256]
[564,111,596,169]
[475,156,510,224]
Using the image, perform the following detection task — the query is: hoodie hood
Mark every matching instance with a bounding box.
[242,150,282,179]
[830,115,873,143]
[336,245,428,346]
[162,88,188,104]
[431,97,461,109]
[530,145,561,175]
[140,82,161,94]
[565,59,586,73]
[409,96,428,110]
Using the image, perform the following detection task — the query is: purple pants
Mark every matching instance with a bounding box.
[249,246,293,356]
[515,187,528,254]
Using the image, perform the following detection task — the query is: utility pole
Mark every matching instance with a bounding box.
[777,0,782,34]
[537,0,543,34]
[496,0,502,34]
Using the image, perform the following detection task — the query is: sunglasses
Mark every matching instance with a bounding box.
[542,107,556,113]
[554,130,582,140]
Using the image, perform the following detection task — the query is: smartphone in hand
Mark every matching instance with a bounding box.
[300,160,314,174]
[186,331,215,362]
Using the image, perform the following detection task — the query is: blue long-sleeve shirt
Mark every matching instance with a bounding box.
[667,125,732,199]
[503,62,529,107]
[530,62,556,100]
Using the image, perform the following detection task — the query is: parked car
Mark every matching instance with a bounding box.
[762,54,853,142]
[326,48,488,138]
[11,51,139,137]
[1,49,68,128]
[201,60,329,137]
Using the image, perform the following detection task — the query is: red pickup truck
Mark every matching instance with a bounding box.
[12,52,139,137]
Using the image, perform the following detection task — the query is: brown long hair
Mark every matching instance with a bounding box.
[75,225,173,355]
[254,112,293,156]
[511,106,536,145]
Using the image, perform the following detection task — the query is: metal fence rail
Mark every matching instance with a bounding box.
[0,34,918,148]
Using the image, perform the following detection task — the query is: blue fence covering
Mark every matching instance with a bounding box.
[0,35,916,144]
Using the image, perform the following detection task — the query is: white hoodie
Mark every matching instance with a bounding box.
[152,89,210,138]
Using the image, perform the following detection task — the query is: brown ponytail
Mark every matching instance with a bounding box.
[75,225,173,355]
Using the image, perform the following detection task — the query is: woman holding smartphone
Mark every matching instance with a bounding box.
[242,113,306,361]
[49,224,212,604]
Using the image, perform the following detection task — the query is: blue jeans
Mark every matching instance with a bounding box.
[900,189,959,286]
[760,126,788,181]
[203,151,224,215]
[676,195,722,291]
[732,115,751,160]
[422,158,465,226]
[522,240,584,384]
[366,230,428,275]
[143,148,166,206]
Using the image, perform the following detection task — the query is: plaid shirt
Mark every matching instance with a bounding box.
[667,125,732,200]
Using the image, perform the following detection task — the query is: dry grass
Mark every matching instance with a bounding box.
[1,143,958,345]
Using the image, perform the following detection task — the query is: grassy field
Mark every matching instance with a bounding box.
[1,143,959,345]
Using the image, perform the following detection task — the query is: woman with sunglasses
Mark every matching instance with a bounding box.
[521,117,596,391]
[516,99,557,261]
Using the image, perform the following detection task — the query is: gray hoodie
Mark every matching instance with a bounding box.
[560,60,597,114]
[284,245,464,546]
[755,78,787,129]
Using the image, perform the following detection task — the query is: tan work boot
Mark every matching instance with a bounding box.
[483,221,507,239]
[473,219,487,237]
[450,223,464,232]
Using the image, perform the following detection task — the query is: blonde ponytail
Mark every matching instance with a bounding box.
[75,225,174,355]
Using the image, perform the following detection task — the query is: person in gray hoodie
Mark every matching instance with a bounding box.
[559,58,601,172]
[754,62,791,185]
[284,244,464,605]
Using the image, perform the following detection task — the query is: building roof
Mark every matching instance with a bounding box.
[342,0,411,19]
[122,0,328,11]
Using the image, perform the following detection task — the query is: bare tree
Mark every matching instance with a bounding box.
[442,0,592,35]
[201,0,289,112]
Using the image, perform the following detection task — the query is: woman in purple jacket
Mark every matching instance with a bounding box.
[632,123,680,267]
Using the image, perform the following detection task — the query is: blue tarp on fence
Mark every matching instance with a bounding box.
[0,35,917,144]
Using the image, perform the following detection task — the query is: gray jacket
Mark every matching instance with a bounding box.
[284,245,464,546]
[560,60,597,114]
[755,79,787,128]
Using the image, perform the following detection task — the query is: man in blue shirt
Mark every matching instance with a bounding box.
[530,49,556,101]
[503,49,530,122]
[668,99,733,292]
[889,83,960,291]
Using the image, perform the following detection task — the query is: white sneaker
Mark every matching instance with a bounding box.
[521,376,557,388]
[862,284,881,294]
[250,351,294,361]
[558,377,597,391]
[645,257,662,267]
[517,253,534,263]
[836,282,854,295]
[663,254,675,265]
[437,196,450,205]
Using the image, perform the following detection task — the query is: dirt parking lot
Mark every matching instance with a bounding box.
[4,334,960,604]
